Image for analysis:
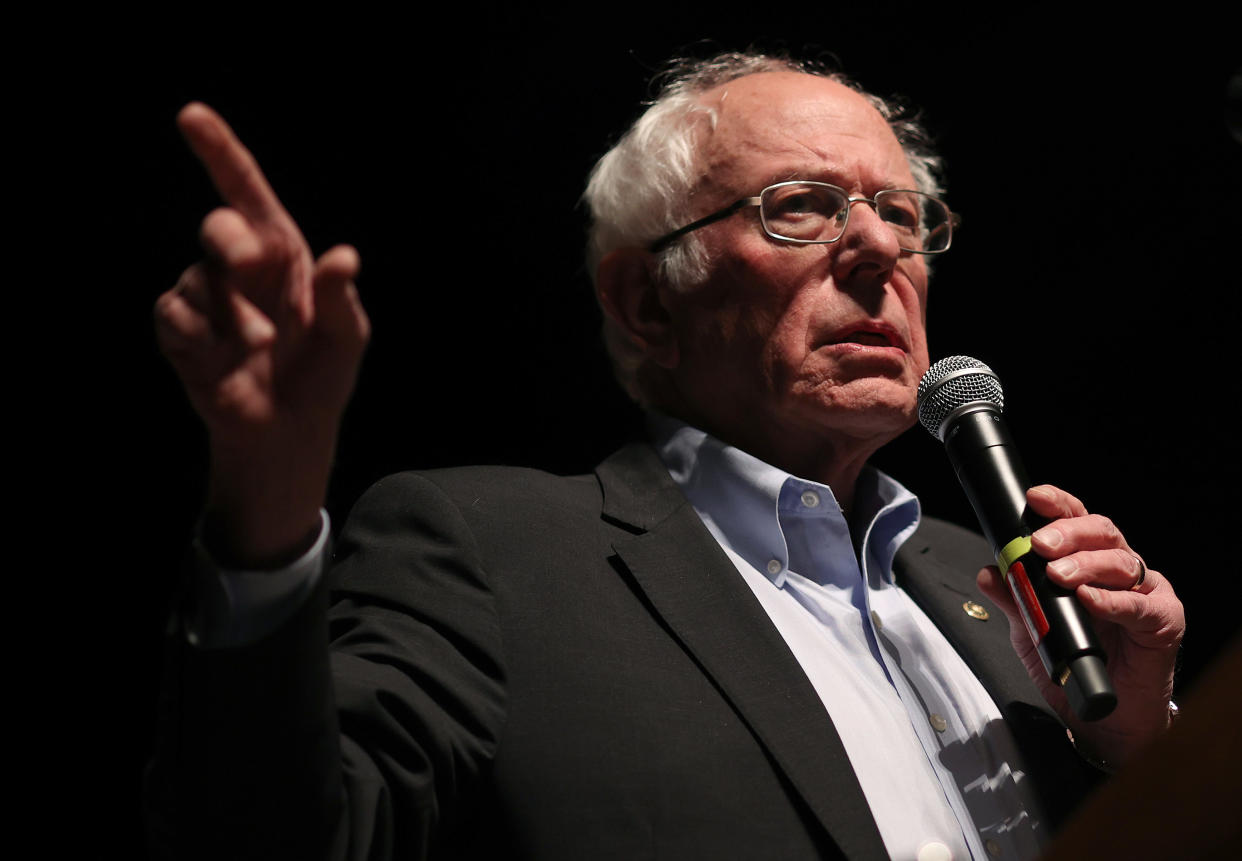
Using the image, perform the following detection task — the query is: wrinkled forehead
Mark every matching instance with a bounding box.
[693,72,915,198]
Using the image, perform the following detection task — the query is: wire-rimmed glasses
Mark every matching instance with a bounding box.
[648,180,955,254]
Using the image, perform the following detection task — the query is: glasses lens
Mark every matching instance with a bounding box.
[760,183,850,241]
[876,191,952,253]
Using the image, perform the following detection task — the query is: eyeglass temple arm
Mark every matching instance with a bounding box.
[647,197,761,252]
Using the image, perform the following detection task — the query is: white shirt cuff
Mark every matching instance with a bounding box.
[183,510,331,649]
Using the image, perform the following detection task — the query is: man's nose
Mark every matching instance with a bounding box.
[846,198,904,247]
[835,198,903,280]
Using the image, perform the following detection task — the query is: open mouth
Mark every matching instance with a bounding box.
[825,322,906,352]
[838,331,894,347]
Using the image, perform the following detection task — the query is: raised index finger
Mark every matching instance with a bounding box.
[177,102,293,228]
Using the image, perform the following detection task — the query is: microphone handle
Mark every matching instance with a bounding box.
[944,407,1118,721]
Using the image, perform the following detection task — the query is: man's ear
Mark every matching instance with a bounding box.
[595,248,679,369]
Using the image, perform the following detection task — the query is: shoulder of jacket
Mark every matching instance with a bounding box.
[359,465,600,515]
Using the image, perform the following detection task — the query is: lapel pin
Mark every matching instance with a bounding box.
[963,601,989,621]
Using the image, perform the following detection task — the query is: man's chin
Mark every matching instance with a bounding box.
[808,384,918,441]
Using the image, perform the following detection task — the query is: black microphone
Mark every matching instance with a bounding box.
[917,356,1117,721]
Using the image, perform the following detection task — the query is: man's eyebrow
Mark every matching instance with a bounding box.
[762,167,815,186]
[755,167,906,193]
[737,168,815,194]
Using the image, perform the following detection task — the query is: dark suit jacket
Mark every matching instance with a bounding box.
[147,443,1101,860]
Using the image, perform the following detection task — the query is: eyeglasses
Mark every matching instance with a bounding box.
[648,180,956,254]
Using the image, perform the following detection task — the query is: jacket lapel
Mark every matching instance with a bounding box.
[596,444,888,860]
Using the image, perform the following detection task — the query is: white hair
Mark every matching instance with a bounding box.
[582,51,945,402]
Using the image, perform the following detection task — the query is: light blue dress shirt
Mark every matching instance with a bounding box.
[653,416,1045,861]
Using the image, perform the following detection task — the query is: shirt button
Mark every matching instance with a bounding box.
[767,559,782,575]
[870,610,883,631]
[800,490,820,508]
[985,839,1002,857]
[917,841,953,861]
[929,713,948,732]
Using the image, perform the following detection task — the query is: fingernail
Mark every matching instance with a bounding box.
[1080,586,1099,601]
[1047,558,1077,578]
[1035,527,1063,549]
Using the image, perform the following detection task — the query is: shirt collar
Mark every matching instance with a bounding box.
[853,461,923,589]
[650,413,920,588]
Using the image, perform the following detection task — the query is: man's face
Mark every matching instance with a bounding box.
[661,72,932,465]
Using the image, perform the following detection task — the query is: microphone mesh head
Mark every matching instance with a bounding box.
[917,356,1004,439]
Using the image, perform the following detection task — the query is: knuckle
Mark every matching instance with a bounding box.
[199,206,239,238]
[178,262,204,284]
[264,230,291,258]
[270,224,303,254]
[1043,484,1086,515]
[153,294,178,327]
[1092,514,1119,539]
[262,232,305,272]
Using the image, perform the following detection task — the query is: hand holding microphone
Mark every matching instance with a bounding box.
[917,356,1185,762]
[917,356,1117,720]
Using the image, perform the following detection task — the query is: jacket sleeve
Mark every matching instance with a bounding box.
[145,473,507,860]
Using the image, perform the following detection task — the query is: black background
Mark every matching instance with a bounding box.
[69,7,1241,856]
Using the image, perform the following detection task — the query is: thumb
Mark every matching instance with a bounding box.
[977,565,1020,624]
[312,244,370,348]
[977,565,1049,675]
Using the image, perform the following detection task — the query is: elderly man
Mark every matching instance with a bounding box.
[148,53,1184,860]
